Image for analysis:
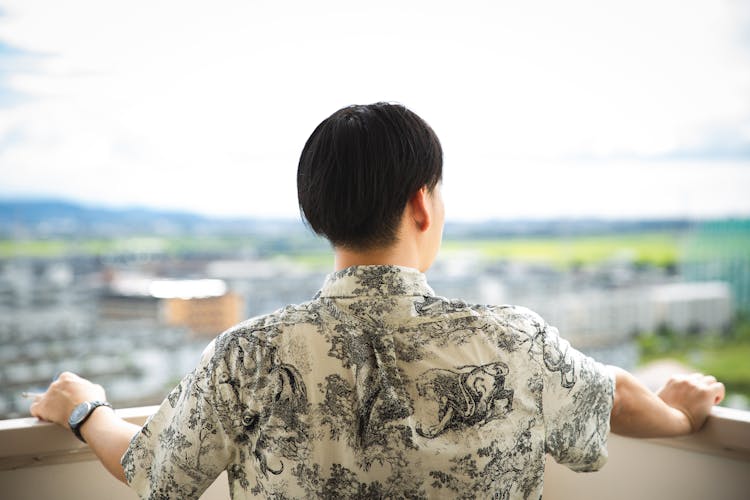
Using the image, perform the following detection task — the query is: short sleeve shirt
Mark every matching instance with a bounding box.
[122,265,615,499]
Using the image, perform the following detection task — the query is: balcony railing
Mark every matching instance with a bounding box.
[1,406,748,500]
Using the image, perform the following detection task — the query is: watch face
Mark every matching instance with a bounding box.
[70,402,91,425]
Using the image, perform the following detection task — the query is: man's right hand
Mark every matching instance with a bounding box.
[609,366,725,438]
[656,373,725,433]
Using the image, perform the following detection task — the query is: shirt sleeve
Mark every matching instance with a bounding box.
[531,311,615,472]
[121,339,234,499]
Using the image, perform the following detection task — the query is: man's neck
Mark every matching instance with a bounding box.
[333,199,438,273]
[334,242,422,272]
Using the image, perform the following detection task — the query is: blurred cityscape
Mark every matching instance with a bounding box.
[1,200,748,418]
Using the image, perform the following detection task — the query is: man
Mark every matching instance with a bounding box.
[31,102,725,499]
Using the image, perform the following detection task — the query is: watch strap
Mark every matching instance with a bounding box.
[70,400,113,443]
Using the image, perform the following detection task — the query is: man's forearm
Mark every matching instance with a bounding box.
[80,407,142,484]
[609,366,690,437]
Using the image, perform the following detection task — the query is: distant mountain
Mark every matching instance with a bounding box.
[1,198,202,223]
[0,197,723,240]
[0,198,306,238]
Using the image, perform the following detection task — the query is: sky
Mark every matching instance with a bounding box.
[0,0,749,221]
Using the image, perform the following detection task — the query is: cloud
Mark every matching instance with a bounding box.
[0,0,748,218]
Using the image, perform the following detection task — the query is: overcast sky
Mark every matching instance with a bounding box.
[0,0,749,220]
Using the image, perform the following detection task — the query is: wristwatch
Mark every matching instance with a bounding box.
[68,400,113,443]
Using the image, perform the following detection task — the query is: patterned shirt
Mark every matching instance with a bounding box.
[122,265,615,499]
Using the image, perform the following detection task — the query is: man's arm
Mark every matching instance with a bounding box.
[608,366,725,438]
[29,372,141,483]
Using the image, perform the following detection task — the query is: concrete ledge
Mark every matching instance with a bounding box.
[0,405,748,500]
[648,406,750,462]
[0,406,157,471]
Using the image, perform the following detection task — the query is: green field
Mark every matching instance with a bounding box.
[2,225,748,272]
[638,317,750,405]
[441,232,683,268]
[0,235,327,260]
[0,232,681,269]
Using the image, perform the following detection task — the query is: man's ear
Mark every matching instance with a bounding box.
[408,187,431,232]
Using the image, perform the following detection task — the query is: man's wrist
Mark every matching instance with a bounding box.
[69,401,113,442]
[667,405,694,434]
[79,404,116,444]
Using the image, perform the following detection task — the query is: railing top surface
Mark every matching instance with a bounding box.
[0,405,748,471]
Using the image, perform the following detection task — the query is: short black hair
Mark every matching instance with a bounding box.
[297,102,443,250]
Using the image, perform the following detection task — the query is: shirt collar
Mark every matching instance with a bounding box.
[318,265,435,298]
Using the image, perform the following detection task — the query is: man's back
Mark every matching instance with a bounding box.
[123,266,614,499]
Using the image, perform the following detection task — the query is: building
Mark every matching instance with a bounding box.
[102,274,244,337]
[162,292,243,337]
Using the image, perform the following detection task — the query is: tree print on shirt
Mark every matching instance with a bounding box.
[319,319,417,470]
[293,462,429,499]
[545,354,614,471]
[530,321,577,389]
[429,418,544,500]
